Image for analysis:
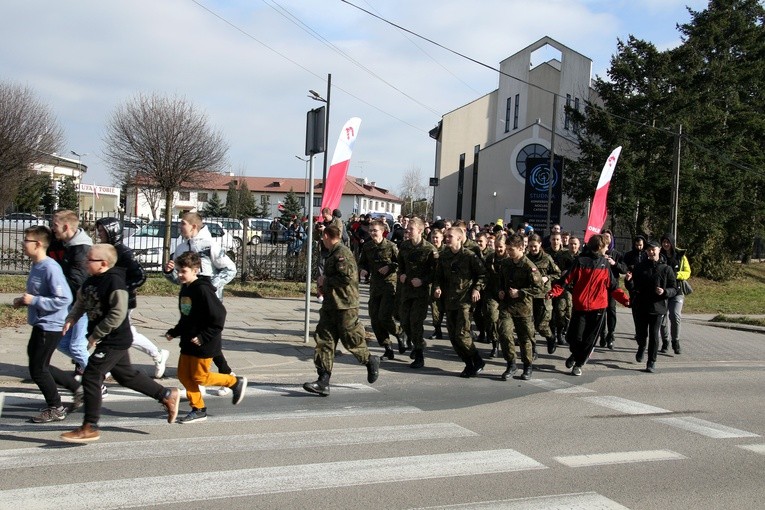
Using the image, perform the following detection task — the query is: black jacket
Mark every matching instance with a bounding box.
[626,258,677,315]
[167,276,227,358]
[47,228,93,297]
[96,217,146,309]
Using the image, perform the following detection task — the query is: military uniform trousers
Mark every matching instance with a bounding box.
[484,298,500,340]
[552,291,572,329]
[532,297,553,337]
[314,307,369,373]
[400,295,430,351]
[497,309,535,366]
[368,285,401,347]
[431,292,445,330]
[445,304,479,364]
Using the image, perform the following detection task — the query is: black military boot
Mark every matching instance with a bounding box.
[489,339,498,358]
[366,355,380,384]
[546,336,557,355]
[472,352,485,376]
[429,326,443,340]
[672,340,682,355]
[303,371,331,397]
[383,346,395,360]
[396,332,408,354]
[557,320,569,345]
[521,364,533,380]
[636,343,646,363]
[410,349,424,369]
[459,357,475,378]
[501,361,516,381]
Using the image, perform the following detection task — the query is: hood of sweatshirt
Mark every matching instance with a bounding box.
[96,217,123,245]
[660,232,676,250]
[65,228,94,248]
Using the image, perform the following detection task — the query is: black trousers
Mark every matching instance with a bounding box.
[567,309,606,367]
[27,326,79,408]
[635,312,665,364]
[82,346,166,426]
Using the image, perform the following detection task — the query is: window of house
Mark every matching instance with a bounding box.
[299,197,305,207]
[179,191,190,201]
[197,192,209,202]
[261,195,268,205]
[513,94,520,129]
[505,97,512,133]
[313,197,321,207]
[574,97,580,133]
[564,94,571,131]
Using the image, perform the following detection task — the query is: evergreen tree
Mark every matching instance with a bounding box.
[41,175,57,214]
[202,191,226,217]
[57,176,79,211]
[236,181,256,218]
[224,180,238,218]
[14,171,49,213]
[279,189,302,224]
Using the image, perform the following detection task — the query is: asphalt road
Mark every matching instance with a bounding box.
[0,290,763,509]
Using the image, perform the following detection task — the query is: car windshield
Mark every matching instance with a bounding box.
[134,223,179,238]
[221,220,240,230]
[204,223,225,237]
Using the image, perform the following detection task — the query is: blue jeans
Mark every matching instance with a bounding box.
[58,313,89,370]
[661,294,685,342]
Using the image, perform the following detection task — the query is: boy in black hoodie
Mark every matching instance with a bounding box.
[165,251,247,423]
[59,244,181,443]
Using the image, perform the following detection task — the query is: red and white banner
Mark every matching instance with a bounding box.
[584,146,622,242]
[320,117,362,213]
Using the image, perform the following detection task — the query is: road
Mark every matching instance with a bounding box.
[0,291,763,509]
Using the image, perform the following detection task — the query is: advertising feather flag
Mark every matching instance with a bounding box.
[584,146,622,242]
[320,117,362,213]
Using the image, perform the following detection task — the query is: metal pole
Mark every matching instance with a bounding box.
[671,124,682,240]
[304,155,316,343]
[322,74,331,187]
[546,94,558,233]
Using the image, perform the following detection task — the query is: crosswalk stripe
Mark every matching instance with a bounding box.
[410,492,632,509]
[653,417,760,439]
[524,378,595,394]
[554,449,686,467]
[0,402,423,433]
[0,422,477,470]
[580,396,670,415]
[737,444,765,455]
[0,449,547,509]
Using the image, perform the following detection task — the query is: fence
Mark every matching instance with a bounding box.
[0,212,316,280]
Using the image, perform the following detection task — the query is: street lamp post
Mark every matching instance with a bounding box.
[70,150,88,215]
[295,155,310,218]
[308,73,331,188]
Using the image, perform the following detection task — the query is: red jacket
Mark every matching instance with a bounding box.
[549,251,628,311]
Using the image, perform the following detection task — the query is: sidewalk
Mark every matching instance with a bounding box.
[1,291,763,386]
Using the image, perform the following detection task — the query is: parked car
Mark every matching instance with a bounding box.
[124,220,235,269]
[1,213,47,231]
[205,217,244,249]
[246,217,287,244]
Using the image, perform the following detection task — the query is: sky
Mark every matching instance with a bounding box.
[1,0,710,194]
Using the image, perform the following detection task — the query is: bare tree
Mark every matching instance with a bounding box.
[398,165,427,217]
[104,93,228,263]
[0,82,64,213]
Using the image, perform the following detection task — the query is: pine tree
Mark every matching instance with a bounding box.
[57,176,79,211]
[13,171,49,213]
[225,181,238,218]
[279,189,302,224]
[202,191,226,217]
[236,181,256,218]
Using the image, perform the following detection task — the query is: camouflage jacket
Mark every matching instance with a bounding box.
[526,251,561,295]
[397,238,438,300]
[358,238,399,293]
[434,247,486,310]
[320,242,359,310]
[499,255,542,316]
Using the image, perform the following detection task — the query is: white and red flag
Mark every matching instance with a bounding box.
[320,117,362,214]
[584,146,622,242]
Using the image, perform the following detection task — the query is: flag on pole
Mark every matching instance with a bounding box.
[94,183,99,200]
[320,117,362,214]
[584,146,622,242]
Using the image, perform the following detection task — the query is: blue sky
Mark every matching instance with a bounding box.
[0,0,709,194]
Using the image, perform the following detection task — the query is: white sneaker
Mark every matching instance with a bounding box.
[154,349,170,378]
[198,385,207,395]
[216,372,234,396]
[101,384,108,397]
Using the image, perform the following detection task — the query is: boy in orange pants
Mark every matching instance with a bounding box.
[165,252,247,423]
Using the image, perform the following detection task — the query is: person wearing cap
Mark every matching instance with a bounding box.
[625,239,677,373]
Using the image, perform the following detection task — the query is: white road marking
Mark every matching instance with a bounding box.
[738,444,765,455]
[0,422,477,470]
[554,449,686,468]
[654,417,760,439]
[0,403,423,432]
[580,396,670,415]
[524,378,595,394]
[411,492,632,509]
[0,449,547,509]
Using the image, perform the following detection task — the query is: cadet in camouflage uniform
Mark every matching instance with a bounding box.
[303,225,380,396]
[548,232,573,345]
[471,232,493,343]
[397,217,438,369]
[429,228,446,340]
[497,234,543,381]
[483,232,508,358]
[358,220,404,360]
[433,227,487,377]
[526,234,561,355]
